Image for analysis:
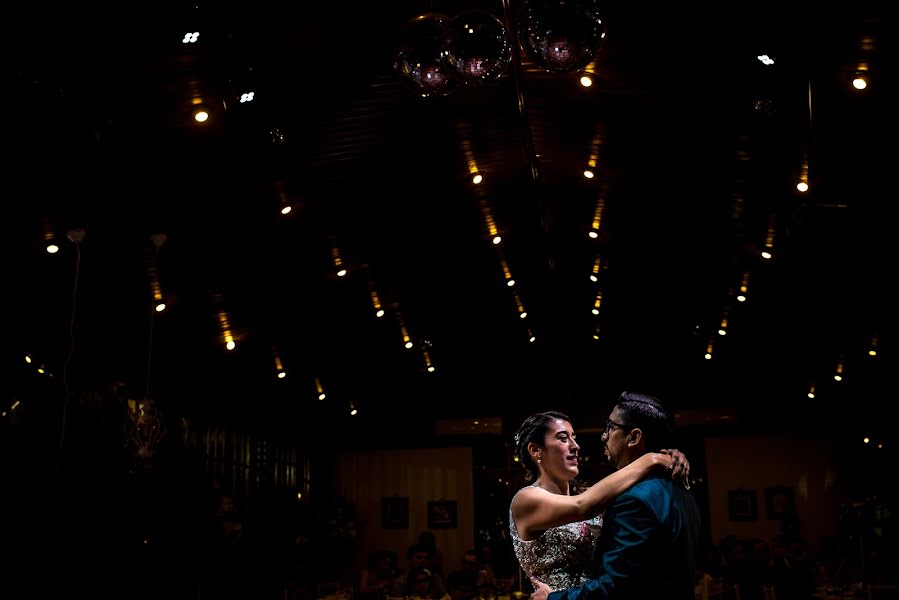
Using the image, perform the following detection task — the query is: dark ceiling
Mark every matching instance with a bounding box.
[6,2,889,442]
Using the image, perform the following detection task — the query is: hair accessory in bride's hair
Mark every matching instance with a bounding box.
[513,432,521,445]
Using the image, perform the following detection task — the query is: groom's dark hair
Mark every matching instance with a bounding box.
[615,391,674,452]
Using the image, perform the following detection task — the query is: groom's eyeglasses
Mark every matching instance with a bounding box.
[603,419,629,435]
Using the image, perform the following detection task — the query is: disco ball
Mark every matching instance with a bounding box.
[519,0,606,73]
[440,10,511,85]
[393,13,460,98]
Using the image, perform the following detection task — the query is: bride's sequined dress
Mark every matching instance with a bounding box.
[509,485,603,590]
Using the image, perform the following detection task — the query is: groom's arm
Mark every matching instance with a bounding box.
[547,493,655,600]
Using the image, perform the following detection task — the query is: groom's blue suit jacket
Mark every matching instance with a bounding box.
[548,473,701,600]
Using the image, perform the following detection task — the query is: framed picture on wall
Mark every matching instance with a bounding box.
[381,496,409,529]
[728,489,758,522]
[427,500,457,529]
[765,486,795,520]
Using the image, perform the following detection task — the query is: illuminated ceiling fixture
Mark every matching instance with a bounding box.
[704,340,714,360]
[273,348,286,379]
[592,290,603,315]
[512,291,527,319]
[275,180,292,215]
[217,310,236,351]
[584,132,601,180]
[239,91,255,103]
[25,354,32,364]
[580,61,596,87]
[423,350,435,373]
[851,52,870,90]
[591,194,606,238]
[833,357,845,382]
[796,157,809,193]
[869,334,879,356]
[315,377,326,401]
[807,382,816,399]
[192,105,210,123]
[42,218,59,254]
[852,33,875,91]
[397,311,414,349]
[757,54,775,65]
[527,329,536,343]
[148,234,168,313]
[182,31,200,44]
[369,282,385,318]
[761,214,775,259]
[590,256,602,282]
[349,401,358,416]
[592,326,601,341]
[717,309,729,336]
[331,244,347,277]
[500,258,515,287]
[736,271,750,302]
[462,137,483,185]
[481,201,500,245]
[149,266,165,312]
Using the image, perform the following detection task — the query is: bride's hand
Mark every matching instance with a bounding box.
[660,449,691,489]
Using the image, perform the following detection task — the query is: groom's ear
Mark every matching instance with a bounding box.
[627,427,643,447]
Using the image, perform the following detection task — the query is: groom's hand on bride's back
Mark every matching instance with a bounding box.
[529,576,552,600]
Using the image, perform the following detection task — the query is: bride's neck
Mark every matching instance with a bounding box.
[535,477,569,495]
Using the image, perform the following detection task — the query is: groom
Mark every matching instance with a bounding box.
[530,391,701,600]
